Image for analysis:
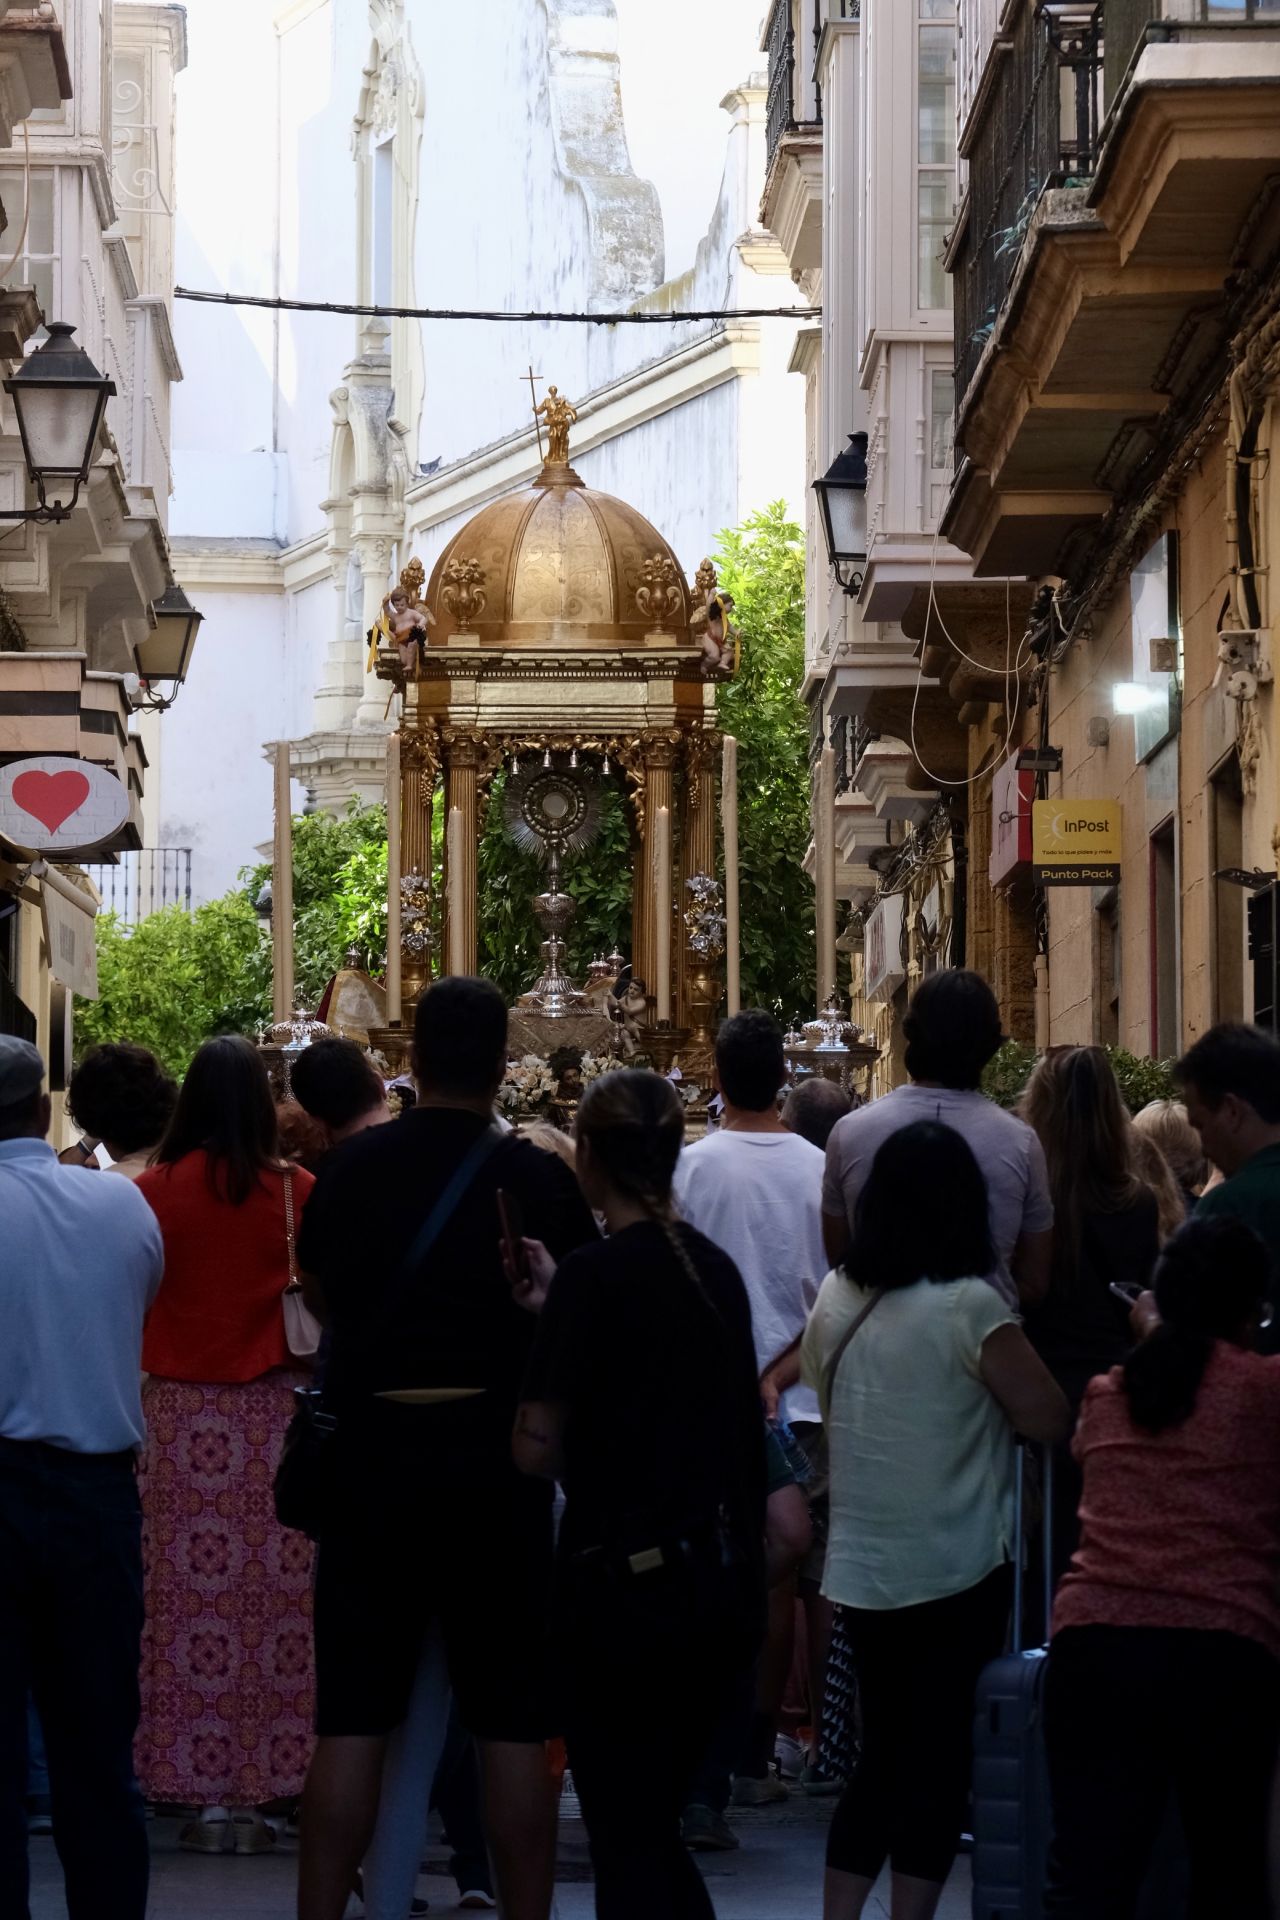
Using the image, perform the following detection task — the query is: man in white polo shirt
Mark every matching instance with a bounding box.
[674,1010,831,1832]
[0,1035,163,1920]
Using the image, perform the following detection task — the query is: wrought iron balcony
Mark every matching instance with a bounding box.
[1104,0,1280,105]
[765,0,829,179]
[84,845,192,926]
[954,2,1103,411]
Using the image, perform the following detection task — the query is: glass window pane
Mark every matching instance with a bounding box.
[27,176,54,254]
[918,25,956,164]
[930,369,955,468]
[920,0,954,15]
[918,179,954,310]
[0,171,25,233]
[31,259,54,323]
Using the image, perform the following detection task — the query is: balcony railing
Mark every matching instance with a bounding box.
[766,0,799,173]
[765,0,829,178]
[954,4,1103,410]
[84,845,192,927]
[1104,0,1280,106]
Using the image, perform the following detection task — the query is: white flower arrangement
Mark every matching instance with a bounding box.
[578,1051,621,1087]
[499,1053,558,1114]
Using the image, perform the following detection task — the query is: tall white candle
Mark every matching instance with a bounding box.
[447,804,465,977]
[722,735,740,1017]
[385,732,402,1021]
[655,803,672,1022]
[272,742,294,1025]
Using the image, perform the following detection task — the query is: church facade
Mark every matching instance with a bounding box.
[162,0,806,905]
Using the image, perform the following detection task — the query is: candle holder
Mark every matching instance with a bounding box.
[646,1020,690,1076]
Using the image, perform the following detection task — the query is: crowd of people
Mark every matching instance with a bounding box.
[4,968,1280,1920]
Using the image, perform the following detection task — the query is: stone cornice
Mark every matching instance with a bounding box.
[172,543,286,593]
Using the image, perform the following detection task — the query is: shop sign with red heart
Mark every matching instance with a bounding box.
[0,755,130,853]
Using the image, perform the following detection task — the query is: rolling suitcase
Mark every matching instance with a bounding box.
[971,1443,1054,1920]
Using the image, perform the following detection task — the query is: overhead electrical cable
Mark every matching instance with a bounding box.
[174,287,822,326]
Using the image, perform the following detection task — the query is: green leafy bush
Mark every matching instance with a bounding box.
[76,895,272,1079]
[982,1039,1178,1113]
[714,501,814,1017]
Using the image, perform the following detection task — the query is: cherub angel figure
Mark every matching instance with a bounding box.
[367,557,433,678]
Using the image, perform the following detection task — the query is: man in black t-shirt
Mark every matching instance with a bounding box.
[295,978,596,1920]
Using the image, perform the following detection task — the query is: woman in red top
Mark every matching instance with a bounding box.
[1045,1216,1280,1918]
[133,1035,317,1856]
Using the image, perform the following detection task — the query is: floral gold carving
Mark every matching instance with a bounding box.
[635,554,684,628]
[440,557,488,627]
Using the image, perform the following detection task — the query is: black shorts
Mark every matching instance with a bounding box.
[313,1467,554,1742]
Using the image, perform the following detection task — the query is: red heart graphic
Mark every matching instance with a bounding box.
[12,768,92,834]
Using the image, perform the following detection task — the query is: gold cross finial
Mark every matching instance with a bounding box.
[524,366,544,459]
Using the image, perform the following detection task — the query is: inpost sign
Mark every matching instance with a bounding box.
[1032,800,1122,886]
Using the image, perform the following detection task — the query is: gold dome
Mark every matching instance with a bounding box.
[426,412,692,649]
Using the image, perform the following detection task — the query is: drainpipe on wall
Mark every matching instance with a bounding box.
[1034,951,1050,1052]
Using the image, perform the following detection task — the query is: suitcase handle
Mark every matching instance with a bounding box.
[1011,1438,1054,1654]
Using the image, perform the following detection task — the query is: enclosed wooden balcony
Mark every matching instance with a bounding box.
[945,0,1280,577]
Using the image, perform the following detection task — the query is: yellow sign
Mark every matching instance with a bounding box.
[1032,799,1122,886]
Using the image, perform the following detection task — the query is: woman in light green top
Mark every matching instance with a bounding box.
[801,1119,1068,1920]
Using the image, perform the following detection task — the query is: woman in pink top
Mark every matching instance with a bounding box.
[1045,1216,1280,1918]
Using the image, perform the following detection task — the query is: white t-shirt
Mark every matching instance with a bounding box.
[674,1128,828,1426]
[801,1270,1018,1609]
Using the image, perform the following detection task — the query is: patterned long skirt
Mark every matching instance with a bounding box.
[134,1372,315,1807]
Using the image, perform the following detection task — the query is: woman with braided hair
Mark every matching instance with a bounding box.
[513,1069,767,1919]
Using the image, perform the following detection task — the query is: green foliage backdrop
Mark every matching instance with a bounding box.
[77,503,816,1070]
[714,502,814,1017]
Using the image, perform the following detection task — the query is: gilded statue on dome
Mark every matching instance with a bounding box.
[535,385,578,466]
[689,557,739,676]
[368,556,433,677]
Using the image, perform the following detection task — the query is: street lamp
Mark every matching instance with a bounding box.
[813,431,868,597]
[132,582,204,711]
[1,323,116,523]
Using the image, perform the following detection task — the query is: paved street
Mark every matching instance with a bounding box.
[29,1799,972,1918]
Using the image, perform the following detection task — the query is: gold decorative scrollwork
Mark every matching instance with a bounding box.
[440,557,488,627]
[635,554,684,628]
[682,727,720,812]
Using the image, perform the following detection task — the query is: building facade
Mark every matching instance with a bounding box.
[779,0,1280,1076]
[162,0,806,905]
[0,0,185,1082]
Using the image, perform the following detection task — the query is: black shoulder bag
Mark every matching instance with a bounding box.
[274,1127,504,1539]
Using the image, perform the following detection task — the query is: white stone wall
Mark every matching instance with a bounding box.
[165,0,803,906]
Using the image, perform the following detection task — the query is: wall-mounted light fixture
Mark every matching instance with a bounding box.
[131,583,205,712]
[813,432,868,597]
[0,324,116,523]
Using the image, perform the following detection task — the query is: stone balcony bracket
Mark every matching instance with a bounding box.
[948,34,1280,581]
[0,8,72,147]
[760,130,823,277]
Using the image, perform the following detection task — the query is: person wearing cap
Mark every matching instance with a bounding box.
[0,1034,163,1920]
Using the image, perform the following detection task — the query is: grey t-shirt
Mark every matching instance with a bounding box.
[821,1085,1053,1306]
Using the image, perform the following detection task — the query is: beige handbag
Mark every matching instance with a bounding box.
[281,1170,323,1362]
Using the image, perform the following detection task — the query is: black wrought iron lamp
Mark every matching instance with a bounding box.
[132,582,204,711]
[0,323,116,523]
[813,431,868,598]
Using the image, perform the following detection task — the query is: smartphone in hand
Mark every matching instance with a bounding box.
[497,1188,528,1284]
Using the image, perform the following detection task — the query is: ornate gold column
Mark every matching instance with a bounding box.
[625,731,678,1022]
[679,728,718,1028]
[442,726,480,977]
[399,726,438,1005]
